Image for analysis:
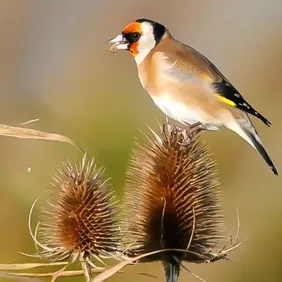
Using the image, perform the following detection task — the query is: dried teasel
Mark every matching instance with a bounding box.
[32,155,121,280]
[123,123,238,282]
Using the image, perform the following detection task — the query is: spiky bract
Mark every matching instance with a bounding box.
[124,124,223,276]
[38,155,121,262]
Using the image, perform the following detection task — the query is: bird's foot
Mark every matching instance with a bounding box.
[161,121,203,145]
[178,122,202,145]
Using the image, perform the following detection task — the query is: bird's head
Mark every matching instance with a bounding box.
[108,18,167,64]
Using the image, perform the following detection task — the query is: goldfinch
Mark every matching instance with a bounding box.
[109,18,278,175]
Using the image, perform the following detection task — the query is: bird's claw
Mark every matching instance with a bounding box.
[162,121,203,146]
[177,122,202,145]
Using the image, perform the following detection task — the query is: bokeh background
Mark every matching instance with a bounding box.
[0,1,281,281]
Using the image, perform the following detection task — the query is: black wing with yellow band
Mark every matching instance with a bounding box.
[213,81,271,127]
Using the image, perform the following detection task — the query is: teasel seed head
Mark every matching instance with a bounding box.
[37,154,121,264]
[124,123,224,281]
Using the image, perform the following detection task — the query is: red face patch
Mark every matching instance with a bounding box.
[122,22,143,56]
[129,42,138,56]
[123,21,142,35]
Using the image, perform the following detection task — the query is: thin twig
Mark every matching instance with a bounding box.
[179,259,207,282]
[0,123,84,153]
[160,197,167,249]
[17,119,40,126]
[51,265,68,282]
[28,198,53,252]
[187,206,196,250]
[81,253,93,282]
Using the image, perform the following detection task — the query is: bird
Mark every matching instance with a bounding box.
[108,18,278,175]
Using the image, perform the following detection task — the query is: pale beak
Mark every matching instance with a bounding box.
[108,34,129,53]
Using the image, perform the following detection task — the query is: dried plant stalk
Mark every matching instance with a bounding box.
[0,123,84,152]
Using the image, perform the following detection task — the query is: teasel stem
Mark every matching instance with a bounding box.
[80,252,93,282]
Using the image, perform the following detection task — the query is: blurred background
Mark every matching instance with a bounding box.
[0,0,281,281]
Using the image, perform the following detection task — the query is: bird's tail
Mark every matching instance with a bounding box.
[226,114,278,175]
[164,261,180,282]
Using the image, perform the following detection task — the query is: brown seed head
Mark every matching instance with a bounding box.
[38,155,121,262]
[124,124,224,271]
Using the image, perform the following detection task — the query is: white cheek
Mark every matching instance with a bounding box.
[135,23,156,65]
[134,36,155,64]
[141,22,153,33]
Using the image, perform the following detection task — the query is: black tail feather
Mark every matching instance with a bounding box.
[213,81,272,127]
[245,130,278,175]
[255,112,271,127]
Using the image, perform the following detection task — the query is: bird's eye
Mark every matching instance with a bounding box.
[125,32,141,43]
[132,32,140,40]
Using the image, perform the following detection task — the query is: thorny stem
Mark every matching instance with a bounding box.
[80,252,93,282]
